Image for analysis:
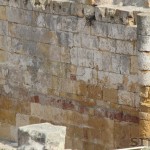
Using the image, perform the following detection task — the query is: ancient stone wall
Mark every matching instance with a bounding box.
[0,0,150,149]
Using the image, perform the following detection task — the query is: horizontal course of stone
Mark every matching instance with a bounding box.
[1,0,150,149]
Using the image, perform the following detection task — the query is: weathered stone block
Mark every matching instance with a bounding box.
[139,71,150,86]
[118,90,135,106]
[130,56,138,74]
[138,52,150,71]
[103,88,118,102]
[91,21,108,37]
[18,123,66,150]
[71,3,84,17]
[108,23,136,40]
[99,37,116,53]
[137,35,150,52]
[0,6,6,20]
[116,40,134,55]
[102,52,112,72]
[0,20,8,35]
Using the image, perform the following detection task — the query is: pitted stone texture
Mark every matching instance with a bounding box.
[18,123,66,150]
[138,52,150,70]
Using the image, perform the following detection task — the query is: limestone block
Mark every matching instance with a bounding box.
[91,21,108,37]
[60,1,71,15]
[116,40,134,55]
[57,31,73,48]
[34,12,46,28]
[109,72,123,86]
[0,123,12,141]
[76,67,93,82]
[51,1,60,14]
[139,71,150,86]
[0,20,8,35]
[93,50,102,70]
[99,37,116,53]
[120,55,130,74]
[77,18,90,34]
[83,4,95,17]
[95,6,106,21]
[81,34,98,50]
[0,6,6,20]
[7,7,33,26]
[18,123,66,150]
[138,52,150,70]
[20,0,33,10]
[115,9,134,25]
[71,3,84,17]
[16,114,29,127]
[0,35,8,51]
[74,33,81,47]
[118,90,135,106]
[103,88,118,102]
[8,0,20,8]
[130,56,138,74]
[108,23,137,40]
[112,54,121,74]
[61,16,78,32]
[102,52,112,72]
[137,13,150,36]
[70,47,78,65]
[78,48,94,68]
[137,35,150,52]
[0,0,8,6]
[140,86,149,98]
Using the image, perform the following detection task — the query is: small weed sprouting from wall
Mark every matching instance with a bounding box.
[85,15,96,26]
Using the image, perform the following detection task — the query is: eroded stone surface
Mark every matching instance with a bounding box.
[18,123,66,150]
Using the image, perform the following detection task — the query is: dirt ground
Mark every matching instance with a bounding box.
[0,140,17,150]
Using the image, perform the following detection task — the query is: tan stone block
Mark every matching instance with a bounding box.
[0,96,13,110]
[130,56,138,74]
[103,88,118,103]
[0,109,16,125]
[0,6,6,20]
[140,86,149,98]
[83,142,95,150]
[0,51,7,63]
[69,111,88,126]
[139,112,150,120]
[140,102,150,113]
[139,120,150,138]
[118,90,134,107]
[87,84,102,100]
[65,136,73,149]
[88,116,102,129]
[77,82,87,96]
[72,138,83,150]
[101,118,114,149]
[29,116,41,124]
[114,122,130,148]
[36,42,49,58]
[16,101,31,115]
[130,124,139,138]
[121,105,139,116]
[74,127,84,139]
[86,128,101,142]
[0,123,11,141]
[16,113,29,127]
